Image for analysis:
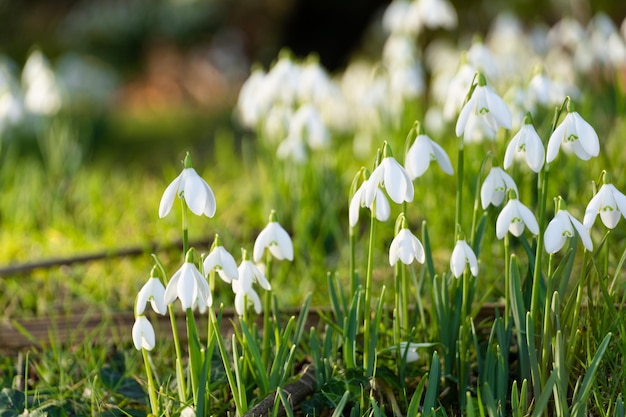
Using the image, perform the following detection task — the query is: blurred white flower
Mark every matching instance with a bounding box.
[286,103,329,150]
[21,49,61,115]
[544,209,592,253]
[389,226,425,266]
[236,67,267,128]
[405,126,453,179]
[455,73,512,142]
[132,316,155,351]
[234,251,271,316]
[136,274,166,316]
[496,198,539,239]
[503,116,545,173]
[546,106,599,163]
[450,239,478,278]
[349,175,391,227]
[480,167,518,209]
[203,236,239,283]
[159,153,216,218]
[164,258,212,312]
[277,137,307,163]
[366,144,414,205]
[583,183,626,229]
[253,211,294,262]
[411,0,457,30]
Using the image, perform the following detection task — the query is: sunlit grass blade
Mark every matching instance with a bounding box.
[422,351,440,417]
[240,320,269,395]
[330,391,351,417]
[570,332,612,417]
[530,370,557,417]
[276,387,295,417]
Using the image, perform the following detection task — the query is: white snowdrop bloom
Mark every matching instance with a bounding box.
[298,59,334,105]
[410,0,457,31]
[383,34,418,67]
[396,342,421,363]
[238,257,271,292]
[136,275,166,316]
[382,0,420,36]
[203,238,239,283]
[263,104,292,144]
[546,107,599,163]
[450,239,478,278]
[264,54,300,107]
[277,137,307,163]
[583,183,626,229]
[349,176,391,227]
[366,149,414,205]
[286,104,329,150]
[480,167,518,209]
[164,260,212,312]
[528,70,564,108]
[232,277,263,315]
[544,209,593,253]
[388,63,424,101]
[443,62,476,121]
[21,49,61,115]
[467,42,498,81]
[405,129,453,179]
[496,198,539,239]
[159,153,216,218]
[253,211,294,262]
[547,17,586,51]
[389,227,425,266]
[503,116,545,173]
[236,67,267,128]
[455,74,512,142]
[132,316,156,351]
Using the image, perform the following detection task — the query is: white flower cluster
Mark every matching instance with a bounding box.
[132,157,294,351]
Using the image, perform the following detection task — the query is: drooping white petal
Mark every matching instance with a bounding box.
[455,95,475,137]
[389,229,425,266]
[568,212,593,251]
[254,222,294,262]
[484,86,512,129]
[184,169,216,217]
[405,136,431,178]
[430,140,454,175]
[349,185,365,227]
[383,158,414,204]
[158,172,183,218]
[517,202,539,235]
[546,122,567,163]
[132,316,155,351]
[450,239,478,278]
[572,113,599,157]
[544,213,570,253]
[374,189,391,222]
[163,271,181,306]
[480,167,518,209]
[177,265,197,310]
[496,199,538,239]
[203,247,239,283]
[136,277,166,315]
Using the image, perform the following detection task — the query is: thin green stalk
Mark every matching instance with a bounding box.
[455,142,465,243]
[182,199,189,256]
[401,263,409,334]
[350,229,357,296]
[530,165,549,327]
[262,253,273,368]
[186,308,200,406]
[363,208,377,377]
[168,304,186,401]
[541,254,555,372]
[142,349,159,415]
[504,233,510,324]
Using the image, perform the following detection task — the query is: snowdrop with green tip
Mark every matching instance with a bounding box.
[503,113,545,173]
[404,122,453,179]
[203,235,239,283]
[389,226,425,266]
[544,207,593,253]
[164,251,212,312]
[253,210,294,262]
[365,142,414,205]
[349,174,390,227]
[159,152,217,218]
[480,167,518,209]
[136,266,167,315]
[496,196,539,239]
[450,239,478,278]
[455,72,511,142]
[583,183,626,229]
[546,100,599,163]
[234,249,271,315]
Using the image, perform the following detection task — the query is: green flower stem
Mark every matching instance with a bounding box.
[541,254,555,371]
[185,307,200,406]
[363,207,377,377]
[181,199,189,256]
[455,142,465,243]
[262,253,273,368]
[142,349,159,415]
[401,264,409,334]
[168,304,186,401]
[504,233,510,324]
[530,165,550,328]
[349,229,357,296]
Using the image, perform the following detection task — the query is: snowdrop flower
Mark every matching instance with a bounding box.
[389,217,425,266]
[232,276,263,315]
[203,235,239,283]
[450,239,478,278]
[277,137,307,163]
[405,122,453,179]
[546,101,599,163]
[132,316,156,351]
[21,49,61,115]
[396,342,420,363]
[238,250,271,291]
[365,142,414,205]
[480,167,518,209]
[583,183,626,229]
[496,197,539,239]
[286,104,329,150]
[455,73,512,142]
[503,114,545,173]
[164,252,212,312]
[253,210,294,262]
[236,66,267,128]
[544,207,593,253]
[159,153,216,218]
[411,0,457,31]
[234,249,271,315]
[349,172,390,227]
[135,267,166,315]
